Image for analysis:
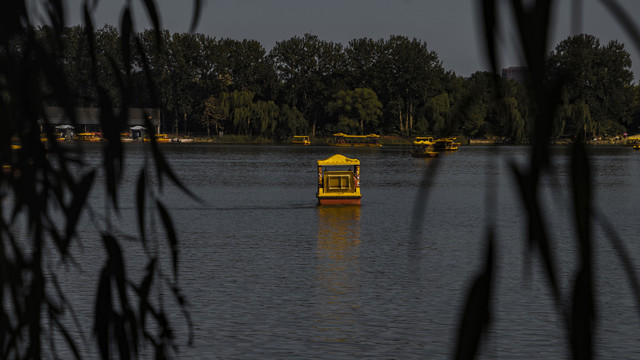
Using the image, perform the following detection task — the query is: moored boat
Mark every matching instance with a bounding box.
[74,132,103,142]
[432,137,460,151]
[120,131,134,142]
[292,135,311,145]
[415,136,435,143]
[331,133,381,147]
[156,134,171,143]
[411,139,439,158]
[316,154,362,205]
[145,133,171,143]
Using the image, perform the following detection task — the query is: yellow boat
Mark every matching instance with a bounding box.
[292,135,311,145]
[415,136,435,143]
[411,139,439,158]
[144,133,171,143]
[316,154,362,206]
[432,137,460,151]
[74,132,103,142]
[155,134,171,143]
[331,133,382,147]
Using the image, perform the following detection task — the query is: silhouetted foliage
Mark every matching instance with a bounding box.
[0,0,201,358]
[453,0,640,359]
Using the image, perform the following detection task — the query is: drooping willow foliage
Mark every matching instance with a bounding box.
[0,1,201,359]
[454,1,640,359]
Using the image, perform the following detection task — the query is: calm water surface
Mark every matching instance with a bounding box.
[65,144,640,358]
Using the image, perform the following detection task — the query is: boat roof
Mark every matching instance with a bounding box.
[333,133,379,138]
[317,154,360,166]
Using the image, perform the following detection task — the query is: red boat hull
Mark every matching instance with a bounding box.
[317,197,361,206]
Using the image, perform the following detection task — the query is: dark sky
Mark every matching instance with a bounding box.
[57,0,640,81]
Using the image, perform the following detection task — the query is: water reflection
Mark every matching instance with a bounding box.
[314,205,361,345]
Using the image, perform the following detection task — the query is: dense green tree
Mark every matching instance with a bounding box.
[426,93,451,135]
[455,71,532,142]
[344,38,384,90]
[275,105,307,139]
[629,85,640,134]
[36,25,126,107]
[546,34,634,136]
[376,36,447,134]
[162,32,206,133]
[498,97,525,142]
[464,102,489,138]
[433,72,465,134]
[269,34,346,137]
[457,72,493,137]
[220,90,255,135]
[571,99,595,138]
[94,25,125,105]
[214,38,278,98]
[58,25,95,104]
[201,95,225,136]
[134,29,172,108]
[326,88,383,134]
[251,100,279,136]
[552,89,571,141]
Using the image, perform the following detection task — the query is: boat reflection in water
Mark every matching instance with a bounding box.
[314,205,361,347]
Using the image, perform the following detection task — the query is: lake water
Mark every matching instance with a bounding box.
[51,144,640,358]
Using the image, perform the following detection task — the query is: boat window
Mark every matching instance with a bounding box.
[324,171,354,193]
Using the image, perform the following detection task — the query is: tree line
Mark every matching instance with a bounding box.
[30,26,640,142]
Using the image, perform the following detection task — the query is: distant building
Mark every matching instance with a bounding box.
[501,67,529,84]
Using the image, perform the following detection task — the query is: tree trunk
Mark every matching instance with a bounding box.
[405,101,409,133]
[409,103,413,131]
[405,112,408,134]
[312,118,316,138]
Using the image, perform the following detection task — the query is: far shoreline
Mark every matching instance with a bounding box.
[156,134,634,147]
